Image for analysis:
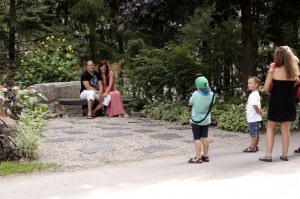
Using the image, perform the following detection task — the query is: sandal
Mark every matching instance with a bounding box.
[259,156,272,162]
[243,147,257,153]
[201,155,209,162]
[280,156,289,161]
[294,147,300,153]
[87,115,94,119]
[256,147,259,151]
[188,157,203,163]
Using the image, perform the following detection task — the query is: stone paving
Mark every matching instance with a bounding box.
[40,116,250,171]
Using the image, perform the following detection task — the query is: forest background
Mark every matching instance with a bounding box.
[1,0,300,133]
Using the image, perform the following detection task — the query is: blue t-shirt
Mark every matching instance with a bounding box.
[189,90,214,125]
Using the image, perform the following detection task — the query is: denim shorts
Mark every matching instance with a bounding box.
[248,121,260,137]
[191,123,209,140]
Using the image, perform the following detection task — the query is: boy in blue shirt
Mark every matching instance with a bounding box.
[188,76,215,163]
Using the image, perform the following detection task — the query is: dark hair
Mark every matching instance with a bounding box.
[98,60,109,85]
[86,59,93,66]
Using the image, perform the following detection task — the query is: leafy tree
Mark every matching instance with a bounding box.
[208,0,254,92]
[69,0,103,60]
[16,36,80,87]
[128,44,199,102]
[180,7,242,94]
[0,0,58,64]
[104,0,200,48]
[266,0,300,50]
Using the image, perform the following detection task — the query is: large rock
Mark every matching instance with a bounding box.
[28,81,81,103]
[0,116,17,136]
[28,82,81,117]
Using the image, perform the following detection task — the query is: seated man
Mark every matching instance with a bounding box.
[80,60,111,119]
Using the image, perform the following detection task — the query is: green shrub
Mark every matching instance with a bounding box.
[14,106,49,160]
[125,97,146,112]
[142,102,190,125]
[16,36,80,87]
[127,43,199,102]
[0,86,48,119]
[142,95,300,133]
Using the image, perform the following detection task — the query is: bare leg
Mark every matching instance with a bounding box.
[265,120,277,156]
[256,134,260,147]
[92,103,104,115]
[87,99,94,117]
[194,139,201,159]
[202,137,209,157]
[254,134,260,151]
[251,136,258,148]
[280,121,290,156]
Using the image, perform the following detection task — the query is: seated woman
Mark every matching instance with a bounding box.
[98,60,127,117]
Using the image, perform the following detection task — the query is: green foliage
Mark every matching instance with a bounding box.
[93,41,124,63]
[142,102,190,125]
[180,6,243,94]
[125,97,146,112]
[14,106,50,160]
[0,86,48,119]
[213,104,248,132]
[16,36,80,87]
[142,95,300,133]
[0,161,58,176]
[125,39,148,61]
[128,43,199,102]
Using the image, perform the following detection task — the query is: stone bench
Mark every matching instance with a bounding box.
[58,98,132,117]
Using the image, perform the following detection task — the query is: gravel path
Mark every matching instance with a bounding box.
[40,116,250,171]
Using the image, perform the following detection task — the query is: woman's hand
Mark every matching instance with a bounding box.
[103,93,108,97]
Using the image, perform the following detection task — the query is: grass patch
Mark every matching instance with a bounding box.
[0,161,58,176]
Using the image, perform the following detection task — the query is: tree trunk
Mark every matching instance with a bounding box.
[117,35,124,53]
[8,0,16,64]
[151,17,164,48]
[88,22,97,60]
[240,0,254,93]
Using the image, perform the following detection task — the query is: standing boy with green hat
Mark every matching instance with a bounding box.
[188,76,215,163]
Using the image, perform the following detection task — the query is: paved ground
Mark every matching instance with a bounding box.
[39,116,250,170]
[1,116,300,199]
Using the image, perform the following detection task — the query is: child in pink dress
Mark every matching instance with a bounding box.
[98,60,127,117]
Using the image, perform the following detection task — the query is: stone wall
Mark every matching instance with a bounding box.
[28,81,81,103]
[28,81,81,117]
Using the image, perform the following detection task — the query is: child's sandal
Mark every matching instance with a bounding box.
[243,147,256,153]
[188,157,203,163]
[294,147,300,153]
[201,155,209,162]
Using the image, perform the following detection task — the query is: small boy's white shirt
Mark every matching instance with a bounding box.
[246,90,262,123]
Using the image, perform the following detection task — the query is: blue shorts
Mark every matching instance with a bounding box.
[191,123,209,140]
[248,121,260,137]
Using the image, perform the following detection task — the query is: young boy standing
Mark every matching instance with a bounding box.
[188,76,215,163]
[243,76,262,153]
